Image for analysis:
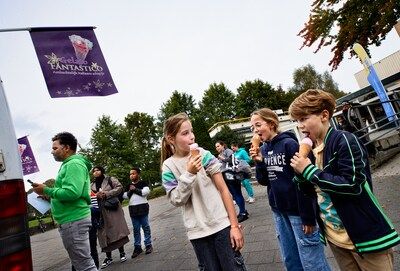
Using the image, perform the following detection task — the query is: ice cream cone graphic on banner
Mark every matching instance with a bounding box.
[69,34,93,64]
[353,43,397,122]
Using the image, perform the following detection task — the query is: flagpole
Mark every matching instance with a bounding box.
[0,26,96,33]
[0,28,31,32]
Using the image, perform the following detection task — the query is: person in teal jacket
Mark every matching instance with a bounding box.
[231,142,255,203]
[33,132,97,271]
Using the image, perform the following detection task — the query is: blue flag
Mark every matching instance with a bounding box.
[367,65,396,122]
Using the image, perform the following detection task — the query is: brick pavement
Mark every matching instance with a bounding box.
[31,168,400,271]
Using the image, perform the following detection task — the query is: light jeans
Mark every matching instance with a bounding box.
[272,211,331,271]
[59,217,97,271]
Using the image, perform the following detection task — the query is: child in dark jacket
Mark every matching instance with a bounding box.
[249,108,331,271]
[289,89,400,271]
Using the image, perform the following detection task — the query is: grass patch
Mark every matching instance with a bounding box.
[28,216,54,228]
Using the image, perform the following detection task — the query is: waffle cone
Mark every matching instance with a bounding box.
[299,144,312,158]
[251,134,261,149]
[190,149,199,156]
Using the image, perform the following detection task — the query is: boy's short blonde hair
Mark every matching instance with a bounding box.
[289,89,336,120]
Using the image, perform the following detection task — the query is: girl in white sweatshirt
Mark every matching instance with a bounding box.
[161,113,247,271]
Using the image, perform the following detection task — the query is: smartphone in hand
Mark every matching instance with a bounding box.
[27,179,38,187]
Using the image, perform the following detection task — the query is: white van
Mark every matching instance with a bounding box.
[0,79,33,270]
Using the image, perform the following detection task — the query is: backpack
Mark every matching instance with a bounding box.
[107,177,124,203]
[221,154,252,183]
[230,155,252,177]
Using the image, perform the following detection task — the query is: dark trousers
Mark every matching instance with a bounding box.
[190,226,247,271]
[89,226,99,268]
[226,180,246,214]
[106,246,124,258]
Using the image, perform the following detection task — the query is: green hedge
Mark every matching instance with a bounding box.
[121,186,166,207]
[148,186,166,200]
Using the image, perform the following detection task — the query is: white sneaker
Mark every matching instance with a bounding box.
[248,197,255,203]
[101,258,113,269]
[120,252,127,263]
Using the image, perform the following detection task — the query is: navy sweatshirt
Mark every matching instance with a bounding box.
[255,131,317,226]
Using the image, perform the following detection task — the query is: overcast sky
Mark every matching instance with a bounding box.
[0,0,399,188]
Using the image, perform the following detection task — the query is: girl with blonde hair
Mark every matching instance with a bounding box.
[161,113,247,271]
[250,108,330,271]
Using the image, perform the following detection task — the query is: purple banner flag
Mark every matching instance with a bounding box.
[17,136,39,176]
[30,27,118,98]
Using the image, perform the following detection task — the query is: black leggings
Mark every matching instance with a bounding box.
[106,246,125,259]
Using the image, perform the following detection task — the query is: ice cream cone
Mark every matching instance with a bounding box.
[251,134,261,150]
[299,137,313,158]
[190,143,199,156]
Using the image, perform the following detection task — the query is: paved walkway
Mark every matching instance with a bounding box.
[31,155,400,271]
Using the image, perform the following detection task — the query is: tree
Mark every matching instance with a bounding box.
[157,91,197,125]
[124,112,159,157]
[320,71,347,98]
[290,64,323,93]
[124,112,161,187]
[157,90,215,155]
[191,116,215,154]
[81,115,123,168]
[236,79,286,117]
[299,0,400,70]
[198,83,237,128]
[81,113,162,188]
[289,64,347,98]
[213,125,245,155]
[275,84,293,111]
[80,115,131,185]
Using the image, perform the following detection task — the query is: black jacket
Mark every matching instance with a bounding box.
[125,180,150,217]
[295,127,400,253]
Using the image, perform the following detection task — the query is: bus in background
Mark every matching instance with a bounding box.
[0,77,33,270]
